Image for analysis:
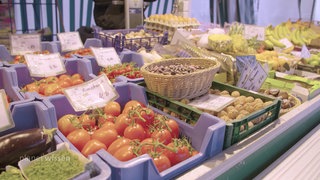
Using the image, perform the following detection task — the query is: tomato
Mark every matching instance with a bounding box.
[71,78,84,86]
[139,138,163,155]
[192,150,199,156]
[114,114,132,136]
[152,154,171,172]
[58,114,81,136]
[81,139,107,157]
[38,83,47,95]
[113,144,137,161]
[151,129,172,145]
[58,78,72,88]
[97,114,115,127]
[92,128,118,148]
[122,100,145,114]
[103,101,121,116]
[71,73,83,80]
[99,121,116,130]
[67,129,91,151]
[165,119,180,138]
[58,74,71,81]
[107,137,132,155]
[123,123,146,141]
[44,83,60,96]
[130,107,155,128]
[164,142,191,166]
[79,114,96,131]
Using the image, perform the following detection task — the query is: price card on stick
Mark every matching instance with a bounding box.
[57,32,84,52]
[63,74,119,112]
[10,34,41,55]
[24,53,66,77]
[236,56,267,91]
[244,25,266,41]
[0,89,15,132]
[90,47,121,67]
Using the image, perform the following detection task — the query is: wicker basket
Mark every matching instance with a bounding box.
[140,58,221,100]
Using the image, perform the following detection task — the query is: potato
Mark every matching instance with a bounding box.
[231,91,240,97]
[245,96,254,103]
[220,90,230,96]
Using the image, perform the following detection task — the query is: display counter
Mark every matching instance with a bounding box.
[177,94,320,179]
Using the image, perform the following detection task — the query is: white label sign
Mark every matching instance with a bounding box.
[0,89,15,132]
[91,47,121,67]
[244,25,266,41]
[24,53,66,77]
[10,34,41,55]
[280,38,294,49]
[236,56,268,91]
[57,32,84,52]
[188,94,235,112]
[63,74,119,112]
[300,45,311,59]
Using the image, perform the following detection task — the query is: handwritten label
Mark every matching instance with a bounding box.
[10,34,41,55]
[0,89,15,132]
[244,25,266,40]
[188,94,235,112]
[63,74,119,112]
[300,45,311,59]
[236,56,268,91]
[57,32,84,52]
[24,53,66,77]
[91,47,121,67]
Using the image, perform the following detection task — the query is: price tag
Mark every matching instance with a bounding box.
[24,53,66,77]
[236,56,268,91]
[244,25,266,41]
[188,94,235,112]
[10,34,41,55]
[57,32,84,52]
[63,74,119,112]
[0,89,15,132]
[280,38,294,49]
[300,45,311,59]
[90,47,121,67]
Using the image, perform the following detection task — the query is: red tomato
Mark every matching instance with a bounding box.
[107,137,132,155]
[44,83,60,96]
[71,73,83,80]
[104,101,121,116]
[113,145,137,161]
[114,114,132,136]
[165,119,180,138]
[71,78,84,86]
[58,78,72,88]
[79,114,96,131]
[151,129,172,145]
[139,138,163,155]
[131,107,155,128]
[122,100,145,114]
[123,123,146,141]
[92,128,118,148]
[67,129,91,151]
[45,76,59,84]
[25,82,39,93]
[58,114,80,136]
[97,114,116,127]
[38,83,47,95]
[81,139,107,157]
[164,143,191,166]
[58,74,71,81]
[152,154,171,172]
[99,121,116,130]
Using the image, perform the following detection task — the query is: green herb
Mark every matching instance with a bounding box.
[24,149,85,180]
[0,166,24,180]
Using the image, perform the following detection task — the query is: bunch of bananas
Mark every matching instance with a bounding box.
[264,19,320,50]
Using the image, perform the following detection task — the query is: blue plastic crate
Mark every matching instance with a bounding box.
[44,82,226,180]
[0,43,59,64]
[0,67,25,102]
[8,57,94,99]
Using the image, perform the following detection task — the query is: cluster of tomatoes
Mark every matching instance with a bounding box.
[99,62,143,83]
[64,48,93,58]
[57,100,198,172]
[12,50,51,64]
[22,73,84,96]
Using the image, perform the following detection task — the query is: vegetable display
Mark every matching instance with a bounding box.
[0,128,57,170]
[98,62,143,82]
[145,63,205,75]
[12,50,50,64]
[57,100,198,172]
[21,73,85,96]
[64,48,93,58]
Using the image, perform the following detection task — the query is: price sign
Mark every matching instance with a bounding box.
[10,34,41,55]
[188,94,235,112]
[64,74,119,112]
[236,56,267,91]
[0,89,15,132]
[90,47,121,67]
[300,45,311,59]
[57,32,84,52]
[24,53,66,77]
[244,25,266,40]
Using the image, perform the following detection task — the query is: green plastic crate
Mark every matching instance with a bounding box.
[140,81,281,149]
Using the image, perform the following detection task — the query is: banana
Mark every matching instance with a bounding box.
[276,24,286,39]
[281,22,292,40]
[272,25,281,40]
[264,39,274,49]
[303,28,319,39]
[291,28,304,46]
[301,29,312,45]
[266,34,286,48]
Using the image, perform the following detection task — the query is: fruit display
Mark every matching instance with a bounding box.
[255,50,300,72]
[208,34,233,53]
[11,50,51,64]
[98,62,143,83]
[259,88,301,115]
[21,73,85,96]
[302,52,320,66]
[64,48,93,58]
[57,100,198,173]
[264,19,320,49]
